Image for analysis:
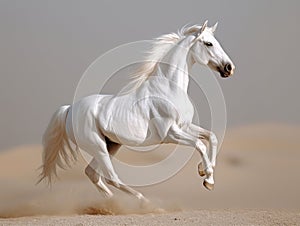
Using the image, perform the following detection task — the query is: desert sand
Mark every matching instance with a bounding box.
[0,123,300,225]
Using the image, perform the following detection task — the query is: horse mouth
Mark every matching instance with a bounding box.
[218,68,232,78]
[219,71,231,78]
[208,62,233,78]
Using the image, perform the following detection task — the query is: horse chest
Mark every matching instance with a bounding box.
[178,103,194,121]
[167,92,194,124]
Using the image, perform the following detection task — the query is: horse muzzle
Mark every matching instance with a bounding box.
[219,63,235,78]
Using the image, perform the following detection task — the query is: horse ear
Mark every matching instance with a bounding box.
[200,20,208,33]
[211,22,218,33]
[194,28,201,40]
[193,20,208,42]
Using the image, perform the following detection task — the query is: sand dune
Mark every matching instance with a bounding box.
[0,123,299,225]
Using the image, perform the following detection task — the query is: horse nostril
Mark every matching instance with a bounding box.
[224,63,232,73]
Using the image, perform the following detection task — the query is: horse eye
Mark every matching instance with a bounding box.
[204,42,213,47]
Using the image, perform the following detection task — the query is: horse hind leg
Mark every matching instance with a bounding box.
[79,132,118,198]
[85,159,113,198]
[82,133,148,202]
[105,177,149,205]
[104,139,149,203]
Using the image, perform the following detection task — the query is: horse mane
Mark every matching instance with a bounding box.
[128,24,201,91]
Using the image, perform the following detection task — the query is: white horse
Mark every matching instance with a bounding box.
[39,21,235,202]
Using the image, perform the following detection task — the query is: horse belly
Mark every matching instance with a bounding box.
[103,115,173,146]
[103,117,149,146]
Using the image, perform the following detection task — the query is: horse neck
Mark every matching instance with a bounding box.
[157,36,195,93]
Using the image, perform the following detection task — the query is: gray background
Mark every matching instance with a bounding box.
[0,0,299,150]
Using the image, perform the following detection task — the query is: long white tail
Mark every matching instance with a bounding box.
[38,105,78,184]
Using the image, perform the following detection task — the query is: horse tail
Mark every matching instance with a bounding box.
[37,105,78,185]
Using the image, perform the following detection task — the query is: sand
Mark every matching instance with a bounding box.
[1,210,299,226]
[0,123,300,225]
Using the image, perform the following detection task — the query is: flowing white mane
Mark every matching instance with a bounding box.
[129,24,202,90]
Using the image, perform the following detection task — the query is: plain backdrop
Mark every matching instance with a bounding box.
[0,0,299,150]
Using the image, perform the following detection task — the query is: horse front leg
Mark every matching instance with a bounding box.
[165,124,214,190]
[186,124,218,170]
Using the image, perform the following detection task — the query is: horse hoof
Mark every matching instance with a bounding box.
[203,180,214,191]
[199,170,206,177]
[198,163,205,177]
